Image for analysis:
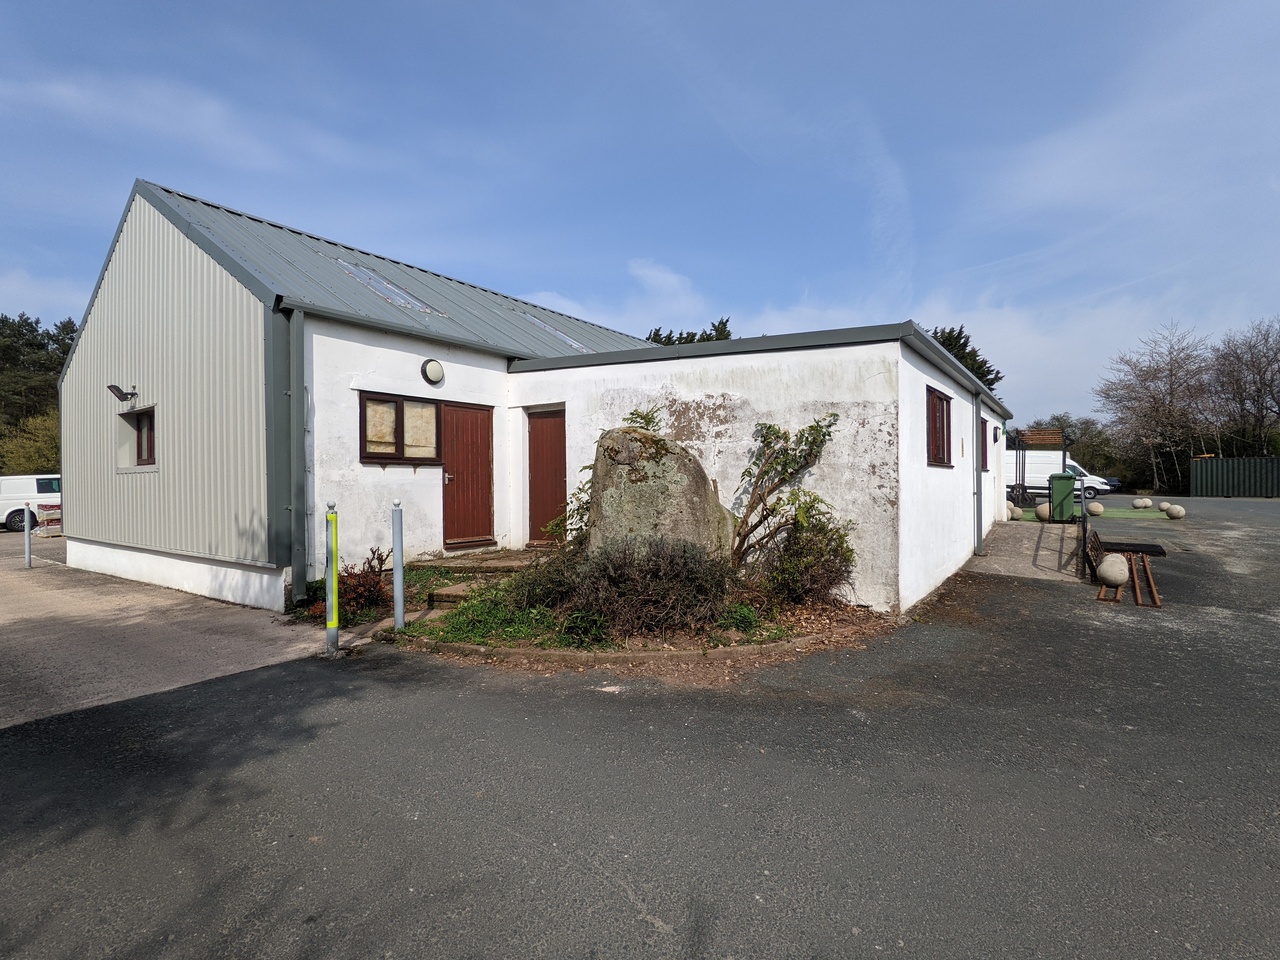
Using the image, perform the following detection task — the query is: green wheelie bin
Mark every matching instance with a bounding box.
[1048,472,1077,522]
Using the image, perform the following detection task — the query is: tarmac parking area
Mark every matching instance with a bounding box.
[0,532,321,729]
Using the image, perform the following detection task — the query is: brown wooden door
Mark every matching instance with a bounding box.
[527,410,566,545]
[441,403,494,547]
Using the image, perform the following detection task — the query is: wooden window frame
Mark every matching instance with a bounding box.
[136,409,156,466]
[927,387,952,467]
[358,390,441,465]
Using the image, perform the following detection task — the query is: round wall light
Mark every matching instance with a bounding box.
[421,359,444,385]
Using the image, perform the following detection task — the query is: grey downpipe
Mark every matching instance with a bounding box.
[973,391,985,556]
[290,308,309,604]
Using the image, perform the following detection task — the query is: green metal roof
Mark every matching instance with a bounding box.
[134,180,654,360]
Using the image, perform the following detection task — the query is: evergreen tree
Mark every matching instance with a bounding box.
[929,325,1003,393]
[0,313,78,432]
[646,316,733,346]
[0,312,77,473]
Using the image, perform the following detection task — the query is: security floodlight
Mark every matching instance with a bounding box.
[107,384,138,401]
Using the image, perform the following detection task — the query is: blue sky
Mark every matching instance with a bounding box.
[4,1,1279,423]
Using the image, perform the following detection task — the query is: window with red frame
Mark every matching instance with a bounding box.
[927,387,952,466]
[136,409,155,465]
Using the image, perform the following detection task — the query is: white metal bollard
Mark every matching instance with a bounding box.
[23,501,32,569]
[392,499,405,630]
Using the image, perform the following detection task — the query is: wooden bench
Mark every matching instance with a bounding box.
[1084,530,1166,608]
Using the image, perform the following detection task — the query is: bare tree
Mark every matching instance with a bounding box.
[1093,323,1213,492]
[1208,316,1280,457]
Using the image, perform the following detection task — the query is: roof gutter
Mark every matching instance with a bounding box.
[899,323,1012,421]
[508,321,915,373]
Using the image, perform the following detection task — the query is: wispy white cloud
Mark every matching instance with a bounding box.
[529,258,713,335]
[526,253,1224,424]
[0,73,372,172]
[0,268,89,323]
[0,75,284,169]
[955,4,1280,306]
[617,1,916,303]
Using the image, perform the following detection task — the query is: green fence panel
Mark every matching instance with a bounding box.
[1190,458,1280,497]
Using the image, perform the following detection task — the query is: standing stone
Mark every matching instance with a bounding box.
[588,427,735,555]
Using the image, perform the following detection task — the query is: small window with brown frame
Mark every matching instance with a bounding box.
[927,387,952,466]
[359,391,440,464]
[136,409,156,465]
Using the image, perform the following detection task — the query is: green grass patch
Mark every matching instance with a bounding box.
[403,564,471,599]
[1014,502,1175,522]
[400,587,559,646]
[718,602,761,633]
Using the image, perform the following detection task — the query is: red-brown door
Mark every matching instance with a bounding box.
[441,403,494,547]
[527,410,566,545]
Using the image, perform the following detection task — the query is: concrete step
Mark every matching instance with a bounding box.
[429,581,479,610]
[417,548,547,575]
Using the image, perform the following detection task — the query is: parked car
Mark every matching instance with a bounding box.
[0,474,62,531]
[1105,477,1123,492]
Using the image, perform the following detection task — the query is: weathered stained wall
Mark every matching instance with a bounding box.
[305,318,512,576]
[510,344,903,611]
[61,195,272,569]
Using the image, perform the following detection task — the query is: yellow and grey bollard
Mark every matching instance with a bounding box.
[23,501,32,569]
[392,499,405,630]
[325,500,339,656]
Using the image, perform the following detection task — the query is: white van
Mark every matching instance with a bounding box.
[1003,450,1111,500]
[0,474,62,531]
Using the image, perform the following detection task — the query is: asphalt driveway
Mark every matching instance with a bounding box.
[1,499,1276,957]
[0,533,321,728]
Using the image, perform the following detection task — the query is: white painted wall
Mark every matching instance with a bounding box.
[511,344,904,611]
[896,346,1003,610]
[305,319,512,578]
[301,325,1000,613]
[984,407,1008,530]
[67,538,287,611]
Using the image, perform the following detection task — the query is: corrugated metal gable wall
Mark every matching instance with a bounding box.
[61,196,272,564]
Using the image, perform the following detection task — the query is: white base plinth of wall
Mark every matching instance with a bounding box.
[66,539,287,612]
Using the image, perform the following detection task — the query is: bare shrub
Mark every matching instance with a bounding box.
[569,537,732,636]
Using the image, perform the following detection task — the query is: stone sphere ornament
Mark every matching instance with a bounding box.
[1166,504,1186,520]
[1142,498,1154,509]
[1132,498,1146,510]
[1035,503,1051,521]
[1158,501,1171,512]
[1009,506,1023,521]
[1086,501,1105,516]
[1097,554,1129,587]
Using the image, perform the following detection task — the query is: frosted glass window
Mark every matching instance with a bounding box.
[364,399,398,455]
[404,401,437,459]
[359,392,440,464]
